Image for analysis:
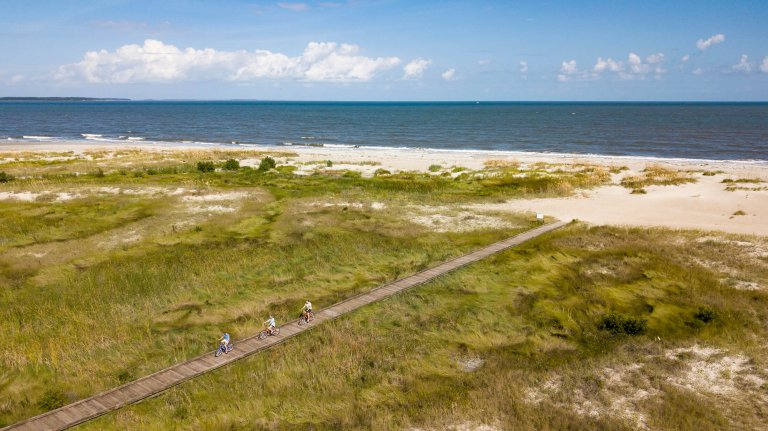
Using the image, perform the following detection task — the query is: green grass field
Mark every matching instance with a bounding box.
[1,150,766,430]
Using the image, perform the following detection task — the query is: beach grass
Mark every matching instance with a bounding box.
[77,223,768,431]
[620,164,697,190]
[1,150,766,429]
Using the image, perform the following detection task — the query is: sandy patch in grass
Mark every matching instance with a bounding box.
[730,280,764,290]
[407,206,515,233]
[95,186,187,196]
[181,191,249,202]
[455,355,485,372]
[696,236,768,259]
[0,191,85,202]
[0,191,40,201]
[525,363,656,429]
[410,422,500,431]
[665,345,766,395]
[186,205,236,213]
[309,201,387,211]
[525,345,767,429]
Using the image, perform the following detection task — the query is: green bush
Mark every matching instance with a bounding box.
[326,160,333,167]
[223,159,240,170]
[0,171,15,182]
[428,164,442,172]
[342,170,362,179]
[38,389,67,410]
[373,168,391,177]
[258,157,276,172]
[598,312,646,335]
[196,161,215,173]
[694,306,717,323]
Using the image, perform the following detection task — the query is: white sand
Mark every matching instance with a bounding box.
[2,141,767,236]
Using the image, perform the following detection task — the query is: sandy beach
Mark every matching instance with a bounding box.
[2,140,767,236]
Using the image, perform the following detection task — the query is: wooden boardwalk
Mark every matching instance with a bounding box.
[4,221,568,431]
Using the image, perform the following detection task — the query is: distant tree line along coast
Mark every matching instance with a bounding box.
[0,97,130,101]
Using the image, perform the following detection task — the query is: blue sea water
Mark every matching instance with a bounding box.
[0,101,766,161]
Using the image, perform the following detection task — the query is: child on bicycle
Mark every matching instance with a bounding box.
[219,332,231,352]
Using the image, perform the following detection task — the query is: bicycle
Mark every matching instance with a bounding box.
[298,310,315,325]
[214,341,234,357]
[258,326,281,340]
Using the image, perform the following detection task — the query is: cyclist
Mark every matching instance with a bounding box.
[219,332,231,353]
[301,300,313,321]
[264,315,277,335]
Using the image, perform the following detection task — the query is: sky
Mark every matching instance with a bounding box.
[1,0,767,101]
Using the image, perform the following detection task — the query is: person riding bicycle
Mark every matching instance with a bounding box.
[264,315,277,335]
[301,300,313,320]
[219,332,231,352]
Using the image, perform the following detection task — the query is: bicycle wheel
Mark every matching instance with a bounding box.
[298,316,306,326]
[215,347,222,357]
[272,327,280,336]
[258,331,267,340]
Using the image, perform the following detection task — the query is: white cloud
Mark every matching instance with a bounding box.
[441,68,456,81]
[731,54,753,73]
[593,57,623,73]
[8,74,25,84]
[560,60,577,74]
[560,52,666,82]
[477,59,490,65]
[519,60,528,73]
[693,67,704,75]
[56,40,401,84]
[682,54,690,62]
[318,2,342,7]
[696,33,725,51]
[277,2,308,11]
[557,60,579,82]
[402,58,431,79]
[761,56,768,73]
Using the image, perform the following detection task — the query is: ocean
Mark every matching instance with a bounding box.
[1,101,767,161]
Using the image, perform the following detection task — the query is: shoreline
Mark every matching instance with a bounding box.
[2,139,768,172]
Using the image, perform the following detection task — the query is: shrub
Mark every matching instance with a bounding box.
[223,159,240,170]
[342,170,361,179]
[0,171,15,182]
[631,188,647,194]
[144,167,158,175]
[373,168,391,177]
[258,157,276,172]
[598,312,646,335]
[38,389,67,410]
[326,160,333,167]
[90,168,105,178]
[159,166,179,175]
[428,164,442,172]
[694,306,717,323]
[197,161,215,173]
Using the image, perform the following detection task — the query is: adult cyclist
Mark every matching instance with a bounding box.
[264,315,277,335]
[301,300,313,321]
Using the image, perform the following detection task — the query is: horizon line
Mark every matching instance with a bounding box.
[2,97,768,103]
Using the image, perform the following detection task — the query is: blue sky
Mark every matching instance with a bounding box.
[1,0,767,100]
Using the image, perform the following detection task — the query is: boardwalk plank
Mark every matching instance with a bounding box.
[2,221,567,431]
